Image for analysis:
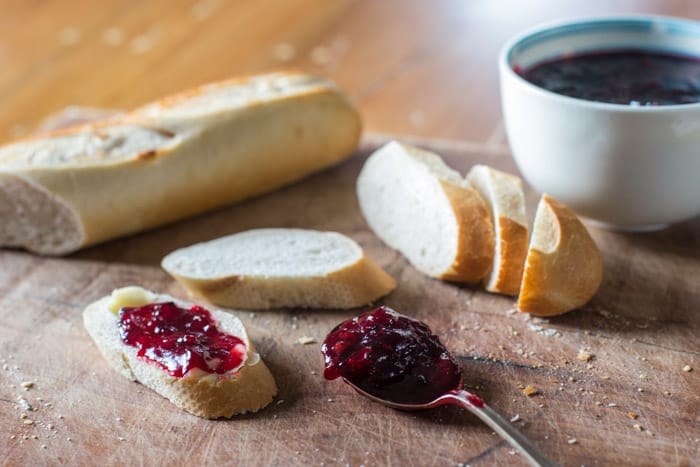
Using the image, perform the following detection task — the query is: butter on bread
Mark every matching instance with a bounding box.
[0,72,361,255]
[517,195,603,316]
[83,286,277,419]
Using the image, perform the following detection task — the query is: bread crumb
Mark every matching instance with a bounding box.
[607,403,617,407]
[102,27,125,47]
[273,43,297,62]
[21,381,34,390]
[633,424,643,431]
[41,445,47,449]
[595,401,603,406]
[20,413,27,419]
[60,27,81,46]
[297,336,316,345]
[327,398,333,403]
[522,385,539,397]
[567,438,578,445]
[118,436,125,442]
[509,414,520,422]
[23,420,33,425]
[130,30,159,54]
[628,412,638,420]
[639,374,648,381]
[637,388,644,393]
[577,349,593,362]
[191,0,221,21]
[683,365,692,372]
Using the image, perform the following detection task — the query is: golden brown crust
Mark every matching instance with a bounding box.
[517,195,603,316]
[438,181,495,283]
[5,72,361,254]
[170,253,396,310]
[490,216,529,295]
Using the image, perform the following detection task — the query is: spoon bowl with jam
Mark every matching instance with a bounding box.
[322,307,557,467]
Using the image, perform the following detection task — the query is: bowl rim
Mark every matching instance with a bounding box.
[498,14,700,112]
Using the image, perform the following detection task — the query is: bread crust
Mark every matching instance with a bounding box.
[438,180,494,283]
[517,195,603,316]
[0,72,361,255]
[163,234,397,310]
[491,216,529,295]
[83,288,278,419]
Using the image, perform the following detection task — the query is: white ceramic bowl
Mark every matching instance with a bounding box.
[499,16,700,230]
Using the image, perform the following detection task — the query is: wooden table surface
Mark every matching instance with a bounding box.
[1,1,699,466]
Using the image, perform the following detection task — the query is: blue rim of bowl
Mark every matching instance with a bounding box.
[499,15,700,112]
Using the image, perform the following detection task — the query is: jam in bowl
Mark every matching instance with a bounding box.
[500,16,700,230]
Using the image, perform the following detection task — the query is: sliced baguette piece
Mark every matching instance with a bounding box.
[161,228,396,309]
[517,194,603,316]
[466,164,529,295]
[356,141,494,283]
[83,286,277,419]
[0,71,361,255]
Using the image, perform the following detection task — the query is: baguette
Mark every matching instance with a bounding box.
[0,72,361,255]
[466,165,529,295]
[83,286,277,418]
[162,228,396,309]
[356,141,494,283]
[517,195,603,316]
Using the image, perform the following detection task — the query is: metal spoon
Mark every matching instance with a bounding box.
[342,378,557,467]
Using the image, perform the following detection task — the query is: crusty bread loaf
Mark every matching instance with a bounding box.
[466,165,529,295]
[356,141,494,283]
[0,72,361,255]
[517,195,603,316]
[83,286,277,418]
[162,228,396,309]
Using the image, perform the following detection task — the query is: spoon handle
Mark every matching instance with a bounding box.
[445,390,558,467]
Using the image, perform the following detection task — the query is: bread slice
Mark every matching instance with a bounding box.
[83,286,277,419]
[0,71,361,255]
[356,141,494,283]
[517,195,603,316]
[161,228,396,309]
[466,165,529,295]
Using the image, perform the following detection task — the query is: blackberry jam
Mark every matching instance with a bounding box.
[518,49,700,106]
[118,302,246,378]
[322,307,462,405]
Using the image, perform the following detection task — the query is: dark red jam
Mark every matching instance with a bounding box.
[322,307,462,405]
[518,49,700,106]
[118,302,246,378]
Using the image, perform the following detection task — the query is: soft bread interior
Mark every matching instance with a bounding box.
[161,228,396,310]
[466,165,529,294]
[530,199,560,254]
[0,125,177,169]
[356,141,460,277]
[162,228,364,279]
[0,174,83,254]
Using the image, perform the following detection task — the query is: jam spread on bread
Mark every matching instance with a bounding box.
[322,306,462,405]
[118,302,246,377]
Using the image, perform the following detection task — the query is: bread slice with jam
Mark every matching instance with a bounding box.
[83,286,277,418]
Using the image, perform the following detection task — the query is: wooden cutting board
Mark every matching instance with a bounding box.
[1,135,698,466]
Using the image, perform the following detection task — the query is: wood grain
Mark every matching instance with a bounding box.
[2,1,700,465]
[1,137,698,466]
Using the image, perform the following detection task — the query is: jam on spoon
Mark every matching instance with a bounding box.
[322,307,556,467]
